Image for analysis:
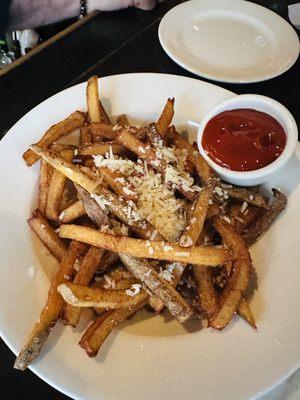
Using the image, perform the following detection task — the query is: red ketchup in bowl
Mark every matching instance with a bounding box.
[202,109,286,171]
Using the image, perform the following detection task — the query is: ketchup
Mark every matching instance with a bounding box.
[202,109,286,171]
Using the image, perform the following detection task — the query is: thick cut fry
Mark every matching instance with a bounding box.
[169,130,212,182]
[86,76,110,124]
[14,241,87,370]
[120,254,192,323]
[23,111,85,166]
[59,224,230,266]
[237,297,257,329]
[180,187,212,247]
[64,246,105,326]
[209,217,251,330]
[243,189,287,247]
[58,282,146,308]
[38,159,53,215]
[193,267,218,319]
[156,98,174,138]
[80,300,147,357]
[28,210,67,261]
[116,114,129,126]
[46,148,74,221]
[78,142,127,156]
[224,186,269,209]
[117,130,197,201]
[98,167,138,202]
[80,126,93,145]
[59,200,86,223]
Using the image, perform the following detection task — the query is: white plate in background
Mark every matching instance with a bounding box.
[0,73,299,400]
[159,0,300,83]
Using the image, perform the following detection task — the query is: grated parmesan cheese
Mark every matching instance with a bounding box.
[240,201,248,214]
[103,274,116,289]
[126,283,142,297]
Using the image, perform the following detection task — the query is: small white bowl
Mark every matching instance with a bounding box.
[197,94,298,186]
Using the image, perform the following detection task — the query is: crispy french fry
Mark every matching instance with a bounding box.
[169,130,212,183]
[59,224,230,266]
[117,130,197,201]
[229,203,263,234]
[75,185,108,227]
[23,111,85,166]
[98,167,138,202]
[237,297,257,329]
[120,254,192,323]
[38,159,53,215]
[28,209,67,261]
[180,187,212,246]
[64,246,105,326]
[156,98,174,138]
[80,126,93,145]
[46,148,74,221]
[79,300,147,357]
[59,200,86,223]
[14,241,87,370]
[78,142,127,156]
[96,251,119,273]
[58,282,146,308]
[243,189,287,247]
[86,76,110,124]
[224,186,269,209]
[116,114,129,126]
[89,122,117,141]
[209,217,251,330]
[193,267,218,319]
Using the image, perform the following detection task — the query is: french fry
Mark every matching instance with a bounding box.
[75,185,108,227]
[86,76,110,124]
[229,203,263,234]
[97,251,119,272]
[98,167,138,202]
[23,111,85,166]
[63,246,105,326]
[156,98,174,138]
[59,200,86,223]
[38,159,53,215]
[59,224,230,266]
[117,130,197,201]
[79,300,147,357]
[169,129,212,183]
[58,282,146,308]
[14,241,87,370]
[28,209,67,261]
[89,123,146,142]
[237,297,257,329]
[80,126,93,145]
[243,189,287,247]
[209,217,251,330]
[45,148,74,221]
[193,267,218,319]
[116,114,129,126]
[224,186,269,209]
[78,142,127,156]
[120,254,192,323]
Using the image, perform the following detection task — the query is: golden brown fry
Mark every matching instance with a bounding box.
[59,224,230,266]
[180,187,212,246]
[98,167,138,202]
[59,200,86,223]
[28,209,67,261]
[224,186,269,209]
[193,267,218,319]
[38,159,53,215]
[243,189,287,247]
[23,111,85,166]
[116,114,129,126]
[237,297,257,329]
[209,217,251,330]
[45,148,74,221]
[86,76,110,124]
[64,246,105,326]
[89,123,146,142]
[58,282,146,308]
[14,241,87,370]
[120,254,192,323]
[79,299,147,357]
[80,126,93,145]
[78,142,127,156]
[156,98,174,138]
[117,130,197,201]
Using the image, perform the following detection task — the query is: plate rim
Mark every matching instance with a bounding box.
[158,0,300,84]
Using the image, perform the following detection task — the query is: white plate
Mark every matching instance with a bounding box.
[0,73,300,400]
[158,0,300,83]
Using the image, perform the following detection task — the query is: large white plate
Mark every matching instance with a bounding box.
[0,73,299,400]
[158,0,300,83]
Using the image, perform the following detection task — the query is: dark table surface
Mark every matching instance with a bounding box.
[0,1,299,399]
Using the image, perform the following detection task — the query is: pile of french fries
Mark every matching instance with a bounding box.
[14,76,287,370]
